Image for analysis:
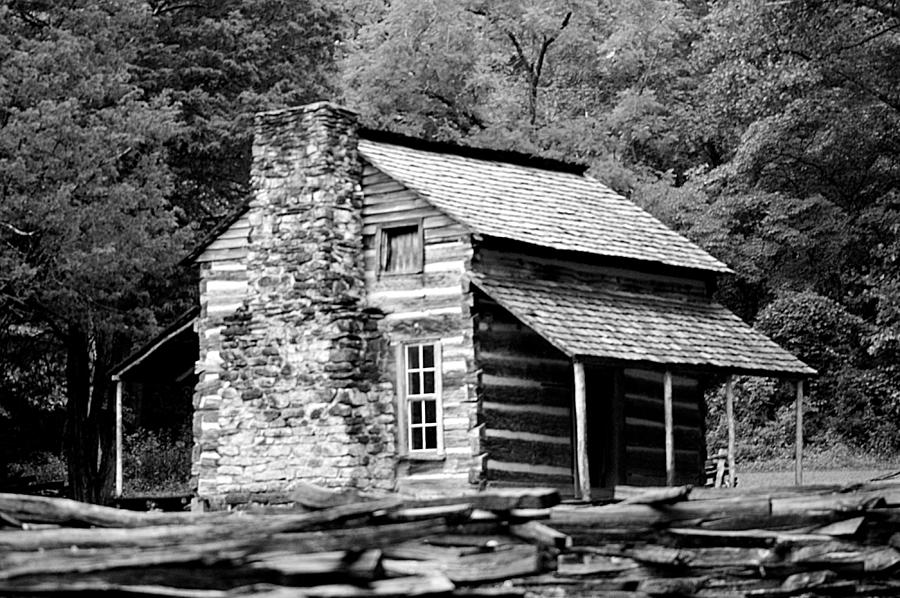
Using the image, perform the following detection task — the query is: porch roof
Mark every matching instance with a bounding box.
[471,276,815,378]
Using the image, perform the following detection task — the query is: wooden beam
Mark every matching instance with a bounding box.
[115,379,123,498]
[725,376,736,487]
[795,379,804,486]
[573,360,591,501]
[664,370,674,487]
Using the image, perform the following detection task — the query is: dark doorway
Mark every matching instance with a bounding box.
[584,366,622,490]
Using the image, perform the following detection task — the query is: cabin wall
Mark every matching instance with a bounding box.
[473,291,575,494]
[473,243,711,298]
[360,162,480,495]
[472,239,709,488]
[622,368,706,486]
[192,218,251,492]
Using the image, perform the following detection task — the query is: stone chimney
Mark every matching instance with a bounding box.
[197,102,396,503]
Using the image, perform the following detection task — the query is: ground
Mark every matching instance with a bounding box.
[740,467,900,488]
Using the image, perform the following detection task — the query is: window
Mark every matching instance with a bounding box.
[379,222,423,275]
[400,342,442,453]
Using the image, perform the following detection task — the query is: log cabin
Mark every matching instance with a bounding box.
[111,102,814,504]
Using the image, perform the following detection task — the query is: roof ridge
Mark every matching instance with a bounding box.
[359,128,588,176]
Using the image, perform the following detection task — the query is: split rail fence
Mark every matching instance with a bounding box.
[4,478,900,596]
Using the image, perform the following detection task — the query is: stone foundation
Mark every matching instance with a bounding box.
[193,103,396,503]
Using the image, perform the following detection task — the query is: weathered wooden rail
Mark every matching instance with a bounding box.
[2,480,900,596]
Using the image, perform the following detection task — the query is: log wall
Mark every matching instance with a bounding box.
[192,215,252,487]
[622,368,705,486]
[473,292,575,495]
[472,239,710,489]
[473,244,710,298]
[360,162,480,495]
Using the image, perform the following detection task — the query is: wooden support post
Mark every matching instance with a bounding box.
[573,360,591,501]
[725,376,736,487]
[795,379,804,486]
[115,378,123,498]
[611,370,625,486]
[664,370,675,487]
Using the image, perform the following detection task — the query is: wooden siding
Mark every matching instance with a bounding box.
[360,162,478,494]
[622,368,706,486]
[473,243,710,298]
[474,292,575,495]
[196,213,251,264]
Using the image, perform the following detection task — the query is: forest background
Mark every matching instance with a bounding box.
[1,0,898,502]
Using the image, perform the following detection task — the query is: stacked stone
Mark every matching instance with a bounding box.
[194,103,396,504]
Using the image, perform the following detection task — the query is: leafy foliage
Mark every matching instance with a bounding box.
[123,427,192,495]
[0,0,342,501]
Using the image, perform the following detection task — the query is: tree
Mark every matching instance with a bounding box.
[1,0,346,501]
[0,1,186,501]
[140,0,343,225]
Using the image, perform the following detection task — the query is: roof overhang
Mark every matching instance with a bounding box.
[110,307,200,381]
[470,276,816,379]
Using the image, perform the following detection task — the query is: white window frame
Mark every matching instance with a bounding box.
[396,341,443,456]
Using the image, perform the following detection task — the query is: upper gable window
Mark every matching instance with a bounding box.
[379,221,423,275]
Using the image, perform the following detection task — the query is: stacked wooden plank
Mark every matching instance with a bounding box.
[3,479,900,597]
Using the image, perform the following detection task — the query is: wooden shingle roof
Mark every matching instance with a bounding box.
[358,136,730,274]
[472,276,815,377]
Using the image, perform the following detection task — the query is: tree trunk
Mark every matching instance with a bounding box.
[64,325,114,504]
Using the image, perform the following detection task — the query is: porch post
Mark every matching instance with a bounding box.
[795,379,804,486]
[664,370,675,486]
[115,377,123,498]
[725,376,736,487]
[573,360,591,501]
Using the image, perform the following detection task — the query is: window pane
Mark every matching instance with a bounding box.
[408,372,420,395]
[425,426,437,449]
[422,345,434,367]
[424,400,436,424]
[410,400,422,424]
[412,428,423,450]
[407,346,419,369]
[423,371,435,394]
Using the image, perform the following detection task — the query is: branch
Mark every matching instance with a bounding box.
[148,1,206,16]
[505,30,533,79]
[831,22,900,53]
[0,222,35,237]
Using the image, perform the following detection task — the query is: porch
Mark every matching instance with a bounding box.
[470,276,815,501]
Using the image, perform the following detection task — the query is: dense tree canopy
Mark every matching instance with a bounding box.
[339,0,900,457]
[2,0,899,499]
[0,0,342,500]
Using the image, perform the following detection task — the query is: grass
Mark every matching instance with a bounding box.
[739,442,900,473]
